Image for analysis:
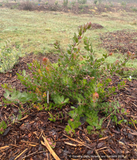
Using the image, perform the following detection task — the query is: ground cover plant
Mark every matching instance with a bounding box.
[0,2,137,159]
[0,40,23,73]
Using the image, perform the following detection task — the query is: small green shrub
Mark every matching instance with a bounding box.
[45,1,48,5]
[83,4,88,8]
[68,5,72,9]
[2,22,132,135]
[121,1,127,8]
[55,1,58,5]
[131,7,137,12]
[78,0,87,4]
[22,1,33,11]
[105,4,109,9]
[71,1,75,7]
[94,0,97,5]
[108,2,113,7]
[0,41,21,73]
[48,5,58,11]
[63,0,68,7]
[80,9,84,13]
[10,4,19,9]
[94,0,102,5]
[78,4,84,9]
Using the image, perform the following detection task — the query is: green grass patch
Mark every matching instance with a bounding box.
[0,8,137,67]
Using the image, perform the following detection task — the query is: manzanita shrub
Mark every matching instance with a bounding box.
[2,22,132,134]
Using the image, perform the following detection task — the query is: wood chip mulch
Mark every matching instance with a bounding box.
[100,30,137,55]
[0,53,137,160]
